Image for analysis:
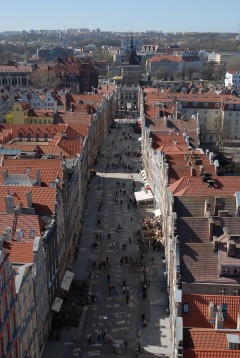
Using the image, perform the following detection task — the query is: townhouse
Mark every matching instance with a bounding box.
[0,248,19,358]
[139,85,240,357]
[0,84,117,356]
[141,86,240,147]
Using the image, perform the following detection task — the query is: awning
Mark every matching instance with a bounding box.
[134,190,154,202]
[51,297,63,312]
[60,270,74,291]
[154,208,162,217]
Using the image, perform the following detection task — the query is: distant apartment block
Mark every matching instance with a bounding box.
[37,47,73,62]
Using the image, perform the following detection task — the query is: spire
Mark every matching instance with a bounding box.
[130,32,134,51]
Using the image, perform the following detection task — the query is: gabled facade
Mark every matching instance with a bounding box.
[0,248,19,358]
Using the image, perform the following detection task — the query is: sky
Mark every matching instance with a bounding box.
[1,0,240,34]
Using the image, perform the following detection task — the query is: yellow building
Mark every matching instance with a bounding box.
[6,101,53,124]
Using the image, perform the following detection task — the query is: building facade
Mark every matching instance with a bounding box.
[0,248,19,358]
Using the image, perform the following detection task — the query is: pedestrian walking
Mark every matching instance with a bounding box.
[91,293,95,303]
[126,294,129,303]
[87,333,92,344]
[107,274,110,283]
[97,329,101,340]
[108,284,112,294]
[129,237,132,244]
[130,217,133,222]
[101,330,106,340]
[124,339,128,349]
[106,256,109,264]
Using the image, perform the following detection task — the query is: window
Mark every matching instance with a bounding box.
[27,133,31,141]
[3,327,8,352]
[2,299,6,319]
[222,303,227,318]
[35,133,40,141]
[9,315,15,338]
[209,135,213,142]
[215,103,220,108]
[0,274,4,289]
[215,110,219,114]
[229,112,232,116]
[44,133,48,141]
[193,102,198,107]
[204,102,208,107]
[219,288,227,295]
[223,268,230,274]
[228,104,233,109]
[233,289,240,296]
[18,133,23,141]
[183,303,189,313]
[204,110,208,114]
[204,117,207,122]
[236,119,239,125]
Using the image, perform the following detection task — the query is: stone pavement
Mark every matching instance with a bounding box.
[43,118,172,358]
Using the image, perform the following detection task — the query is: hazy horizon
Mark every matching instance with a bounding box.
[1,0,240,34]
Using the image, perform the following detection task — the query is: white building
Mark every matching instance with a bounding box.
[225,70,240,87]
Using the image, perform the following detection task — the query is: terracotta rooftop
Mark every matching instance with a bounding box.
[184,328,240,358]
[169,176,240,197]
[1,213,45,264]
[180,242,240,284]
[0,186,56,216]
[182,294,240,329]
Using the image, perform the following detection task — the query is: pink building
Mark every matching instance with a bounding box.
[0,245,19,358]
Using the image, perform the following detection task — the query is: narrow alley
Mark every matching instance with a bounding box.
[43,118,172,358]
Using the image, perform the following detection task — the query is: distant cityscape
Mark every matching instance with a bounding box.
[1,24,240,358]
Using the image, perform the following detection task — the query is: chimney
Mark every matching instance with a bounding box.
[191,166,196,176]
[208,302,215,321]
[5,194,15,214]
[164,116,168,127]
[227,240,236,257]
[218,210,229,217]
[199,165,204,175]
[215,308,224,330]
[2,170,8,183]
[237,313,240,330]
[204,200,210,216]
[213,237,218,252]
[36,169,41,186]
[27,191,32,208]
[208,217,214,241]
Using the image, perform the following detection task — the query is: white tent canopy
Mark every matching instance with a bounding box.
[154,208,162,217]
[134,190,154,202]
[51,297,63,312]
[60,270,74,291]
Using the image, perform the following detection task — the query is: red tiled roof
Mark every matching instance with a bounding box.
[184,349,240,358]
[6,241,34,264]
[149,54,184,63]
[184,328,240,358]
[169,176,240,196]
[0,186,56,216]
[0,165,63,187]
[1,213,45,264]
[180,242,240,284]
[182,294,240,329]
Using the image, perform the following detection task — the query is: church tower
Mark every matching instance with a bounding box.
[118,34,141,114]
